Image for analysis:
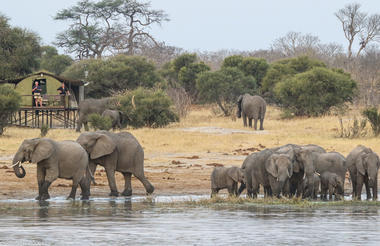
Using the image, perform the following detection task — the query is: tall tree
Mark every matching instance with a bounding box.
[54,0,168,59]
[335,3,380,58]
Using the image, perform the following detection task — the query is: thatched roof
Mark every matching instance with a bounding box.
[0,71,84,87]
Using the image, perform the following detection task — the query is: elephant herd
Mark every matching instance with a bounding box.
[12,131,154,201]
[211,144,380,201]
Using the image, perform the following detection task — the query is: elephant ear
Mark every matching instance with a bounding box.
[90,134,116,160]
[356,155,366,176]
[265,156,278,178]
[237,95,243,104]
[32,139,54,163]
[227,168,240,183]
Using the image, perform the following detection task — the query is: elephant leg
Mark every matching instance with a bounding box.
[356,174,364,200]
[233,182,238,196]
[211,188,219,198]
[121,172,132,196]
[105,168,119,196]
[134,172,154,195]
[68,181,79,200]
[248,118,252,128]
[364,177,371,200]
[373,177,378,200]
[243,114,247,127]
[79,178,90,200]
[40,167,59,200]
[259,118,264,130]
[253,118,258,130]
[238,183,246,195]
[250,180,259,199]
[36,165,45,200]
[351,174,357,198]
[328,186,333,200]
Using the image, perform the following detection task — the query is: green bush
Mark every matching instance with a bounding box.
[117,88,179,128]
[40,124,49,137]
[362,107,380,136]
[0,84,20,135]
[274,67,357,116]
[88,113,112,131]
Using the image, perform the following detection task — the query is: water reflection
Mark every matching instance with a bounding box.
[0,196,379,245]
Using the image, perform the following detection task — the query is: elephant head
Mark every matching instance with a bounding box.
[294,149,317,197]
[76,132,116,160]
[265,154,293,195]
[227,167,245,184]
[331,174,344,198]
[356,152,380,188]
[12,138,55,178]
[236,95,243,118]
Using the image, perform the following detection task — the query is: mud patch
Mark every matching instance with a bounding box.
[179,127,268,135]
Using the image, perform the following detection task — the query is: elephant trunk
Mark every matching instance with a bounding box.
[13,162,26,178]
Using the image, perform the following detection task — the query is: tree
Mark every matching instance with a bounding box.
[39,46,73,75]
[0,14,41,79]
[54,0,168,59]
[62,54,161,98]
[196,67,256,116]
[335,3,380,58]
[274,67,357,116]
[0,84,20,135]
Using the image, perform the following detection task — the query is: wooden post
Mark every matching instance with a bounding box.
[24,110,27,126]
[50,110,53,128]
[18,111,21,126]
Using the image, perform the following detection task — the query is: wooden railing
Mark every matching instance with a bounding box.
[21,94,70,108]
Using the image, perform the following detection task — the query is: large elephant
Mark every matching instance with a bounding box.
[76,97,115,132]
[76,131,154,196]
[237,94,266,130]
[295,150,346,199]
[239,149,293,198]
[346,145,379,200]
[210,166,245,197]
[12,138,91,200]
[102,109,122,130]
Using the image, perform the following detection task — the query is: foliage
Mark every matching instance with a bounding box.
[166,87,192,118]
[40,124,49,137]
[54,0,168,59]
[338,117,367,138]
[274,67,357,116]
[161,53,210,100]
[0,14,41,79]
[88,113,112,131]
[39,46,73,75]
[62,55,162,98]
[117,88,179,128]
[362,107,380,136]
[261,56,326,99]
[196,67,257,116]
[0,84,20,135]
[222,55,269,86]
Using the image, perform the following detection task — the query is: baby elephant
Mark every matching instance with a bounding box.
[211,166,245,197]
[302,173,320,199]
[320,172,344,200]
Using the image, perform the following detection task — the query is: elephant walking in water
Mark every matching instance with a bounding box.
[237,94,266,130]
[12,138,92,200]
[77,131,154,196]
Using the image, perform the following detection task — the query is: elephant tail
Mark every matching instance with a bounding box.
[87,165,96,185]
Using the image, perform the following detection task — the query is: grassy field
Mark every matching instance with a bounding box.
[0,105,377,199]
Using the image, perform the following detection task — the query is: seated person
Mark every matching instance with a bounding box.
[32,81,42,107]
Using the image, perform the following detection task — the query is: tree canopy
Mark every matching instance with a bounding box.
[54,0,168,59]
[39,46,73,75]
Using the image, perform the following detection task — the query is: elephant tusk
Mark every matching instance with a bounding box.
[303,172,306,180]
[276,177,279,182]
[315,172,320,176]
[11,161,21,168]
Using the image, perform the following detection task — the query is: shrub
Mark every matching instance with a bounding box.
[274,67,357,116]
[88,113,112,131]
[362,107,380,136]
[338,117,367,138]
[117,88,179,128]
[0,84,20,135]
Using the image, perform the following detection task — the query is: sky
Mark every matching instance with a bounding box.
[1,0,379,54]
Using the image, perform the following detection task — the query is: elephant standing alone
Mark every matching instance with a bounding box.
[12,138,92,200]
[237,94,266,130]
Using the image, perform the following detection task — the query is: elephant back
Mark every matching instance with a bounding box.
[242,95,266,118]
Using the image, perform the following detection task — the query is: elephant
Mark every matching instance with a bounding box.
[76,131,154,196]
[295,150,346,199]
[76,97,115,132]
[210,166,245,197]
[320,172,344,200]
[237,93,266,130]
[346,145,379,200]
[102,109,122,130]
[302,173,320,199]
[12,138,92,200]
[239,149,293,198]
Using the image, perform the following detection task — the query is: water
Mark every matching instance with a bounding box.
[0,195,380,245]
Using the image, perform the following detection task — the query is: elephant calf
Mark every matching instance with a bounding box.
[210,166,245,197]
[320,172,344,200]
[302,173,320,199]
[12,138,92,200]
[102,109,122,130]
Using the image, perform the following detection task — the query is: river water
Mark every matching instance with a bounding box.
[0,195,379,245]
